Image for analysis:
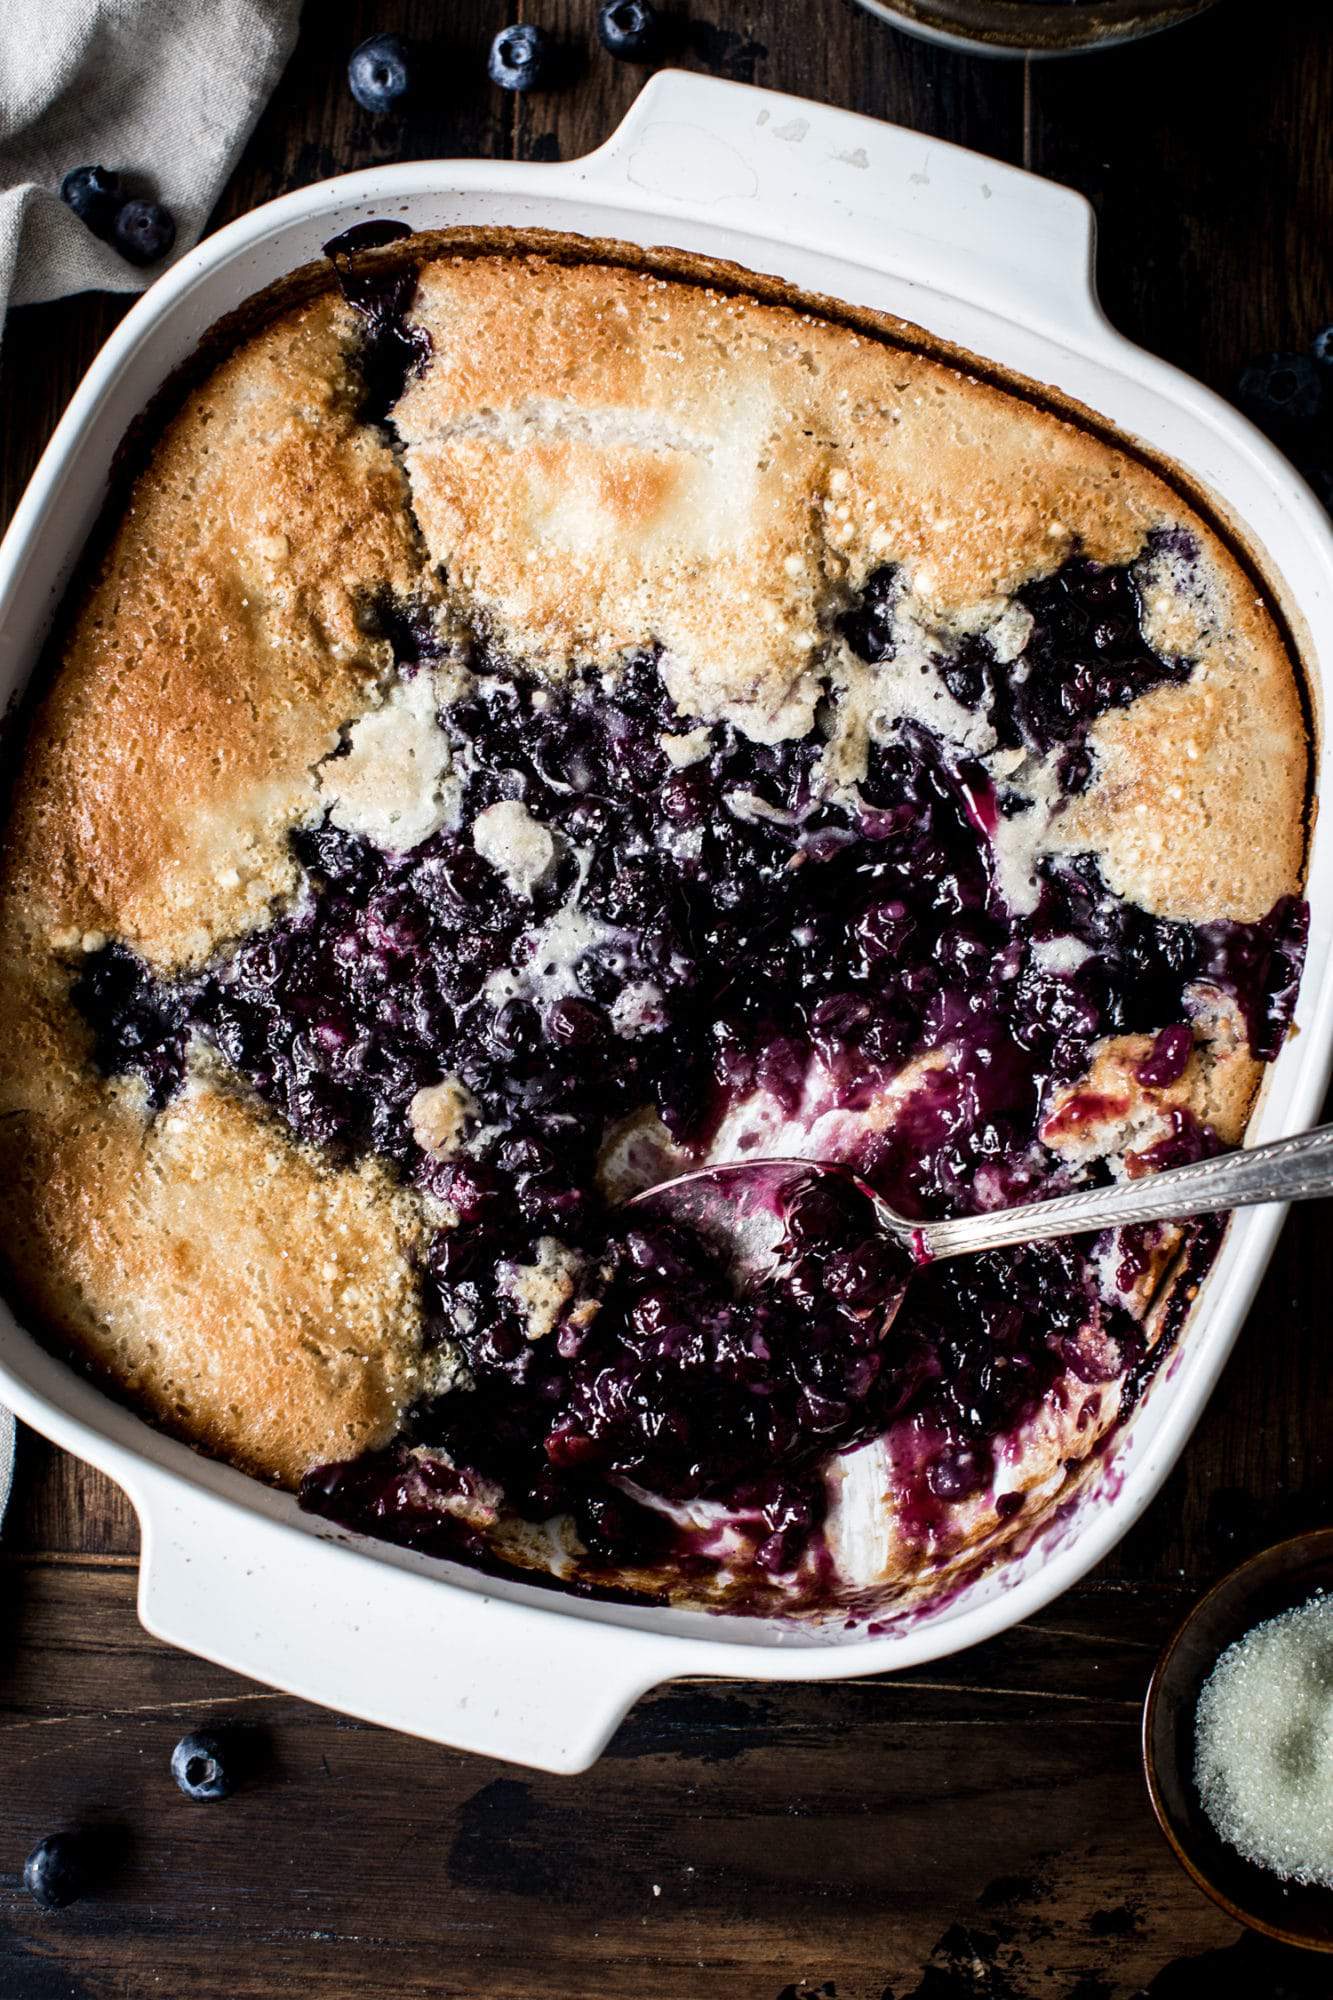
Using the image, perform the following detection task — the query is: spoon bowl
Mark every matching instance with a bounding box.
[627,1158,914,1331]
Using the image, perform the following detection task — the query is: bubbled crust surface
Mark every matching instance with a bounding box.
[0,904,426,1484]
[0,233,1311,1571]
[397,255,1305,918]
[0,292,434,1480]
[7,291,433,973]
[1052,560,1307,925]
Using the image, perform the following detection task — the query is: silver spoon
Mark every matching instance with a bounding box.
[627,1120,1333,1266]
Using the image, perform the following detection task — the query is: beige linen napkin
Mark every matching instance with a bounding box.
[0,0,301,324]
[0,0,302,1515]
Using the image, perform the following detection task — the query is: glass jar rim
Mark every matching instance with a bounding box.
[853,0,1219,56]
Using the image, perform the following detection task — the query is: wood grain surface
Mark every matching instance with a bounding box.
[3,3,1333,1995]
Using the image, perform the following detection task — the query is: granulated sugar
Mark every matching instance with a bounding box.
[1194,1590,1333,1886]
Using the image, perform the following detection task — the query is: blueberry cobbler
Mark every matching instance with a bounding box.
[0,232,1309,1615]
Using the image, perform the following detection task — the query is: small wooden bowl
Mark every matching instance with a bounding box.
[854,0,1219,57]
[1143,1530,1333,1950]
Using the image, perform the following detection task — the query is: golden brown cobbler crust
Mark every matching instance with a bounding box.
[0,233,1310,1602]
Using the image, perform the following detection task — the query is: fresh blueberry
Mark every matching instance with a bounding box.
[171,1728,237,1801]
[1312,326,1333,372]
[24,1833,90,1911]
[348,33,414,115]
[488,23,555,92]
[59,164,122,239]
[1236,352,1325,436]
[597,1,662,61]
[112,200,176,268]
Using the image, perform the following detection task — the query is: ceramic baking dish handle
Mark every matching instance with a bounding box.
[130,1461,671,1773]
[572,69,1103,344]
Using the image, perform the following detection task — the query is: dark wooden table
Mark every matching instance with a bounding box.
[4,3,1333,1995]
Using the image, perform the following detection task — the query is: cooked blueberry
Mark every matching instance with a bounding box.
[784,1176,866,1251]
[577,1490,664,1561]
[1058,743,1094,794]
[488,23,555,91]
[926,1443,985,1502]
[1136,1023,1193,1088]
[939,640,989,710]
[113,199,176,267]
[487,998,540,1059]
[71,941,189,1107]
[348,33,415,113]
[496,1135,553,1177]
[546,996,606,1047]
[1236,352,1325,435]
[24,1833,91,1911]
[839,565,899,662]
[171,1728,237,1801]
[597,1,662,60]
[59,164,121,237]
[855,899,916,961]
[822,1239,906,1312]
[660,769,706,822]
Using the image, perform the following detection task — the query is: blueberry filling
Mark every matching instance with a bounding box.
[323,221,431,428]
[71,941,189,1110]
[359,589,447,675]
[844,546,1196,773]
[68,554,1308,1594]
[411,1172,920,1571]
[838,563,900,664]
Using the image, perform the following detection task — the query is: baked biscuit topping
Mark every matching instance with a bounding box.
[0,232,1310,1617]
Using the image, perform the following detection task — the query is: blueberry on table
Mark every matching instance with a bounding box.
[171,1728,237,1801]
[1313,325,1333,371]
[488,22,555,92]
[113,199,176,268]
[348,32,414,114]
[597,1,662,61]
[23,1833,91,1912]
[1236,351,1325,435]
[59,164,122,238]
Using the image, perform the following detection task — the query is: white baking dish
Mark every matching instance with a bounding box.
[2,71,1331,1775]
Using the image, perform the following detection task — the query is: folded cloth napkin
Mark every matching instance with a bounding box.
[0,0,301,334]
[0,0,301,1521]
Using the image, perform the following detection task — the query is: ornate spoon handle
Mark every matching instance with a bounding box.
[920,1122,1333,1263]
